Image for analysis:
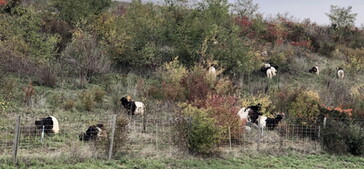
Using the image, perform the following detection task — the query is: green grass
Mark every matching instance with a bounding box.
[1,154,364,169]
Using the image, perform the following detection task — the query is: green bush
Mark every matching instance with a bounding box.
[175,104,222,155]
[64,98,75,111]
[289,90,320,123]
[113,115,129,156]
[323,120,364,156]
[92,86,106,104]
[79,90,94,111]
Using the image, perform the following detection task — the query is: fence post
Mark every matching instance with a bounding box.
[12,115,21,165]
[257,126,261,152]
[155,123,158,149]
[142,114,146,133]
[108,114,117,160]
[228,126,232,150]
[187,117,192,153]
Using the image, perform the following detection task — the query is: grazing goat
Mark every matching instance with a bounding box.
[261,63,277,79]
[35,116,59,134]
[79,124,107,142]
[258,115,267,135]
[207,65,217,83]
[337,68,344,79]
[120,96,145,116]
[238,103,262,124]
[269,66,277,78]
[257,114,284,135]
[309,66,319,75]
[260,63,271,76]
[265,114,284,130]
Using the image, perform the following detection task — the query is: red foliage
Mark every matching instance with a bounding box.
[0,0,7,5]
[180,70,209,108]
[262,22,288,44]
[204,94,242,137]
[235,16,257,39]
[321,104,353,118]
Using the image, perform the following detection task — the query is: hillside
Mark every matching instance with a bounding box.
[1,0,364,167]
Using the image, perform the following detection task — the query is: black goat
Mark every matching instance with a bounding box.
[265,114,284,130]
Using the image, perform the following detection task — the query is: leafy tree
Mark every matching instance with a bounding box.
[63,30,110,87]
[326,5,357,29]
[95,1,169,68]
[52,0,111,25]
[231,0,259,18]
[0,6,59,64]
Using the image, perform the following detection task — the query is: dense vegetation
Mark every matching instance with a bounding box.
[1,0,364,167]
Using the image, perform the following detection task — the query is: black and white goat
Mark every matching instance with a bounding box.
[337,68,345,79]
[237,103,263,131]
[120,96,145,116]
[261,63,277,79]
[79,124,107,142]
[309,66,319,75]
[258,114,284,136]
[35,116,59,134]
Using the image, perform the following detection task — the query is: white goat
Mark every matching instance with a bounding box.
[337,68,344,79]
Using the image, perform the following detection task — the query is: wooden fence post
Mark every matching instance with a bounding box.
[12,115,21,165]
[108,114,117,160]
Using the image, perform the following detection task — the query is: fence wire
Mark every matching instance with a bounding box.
[2,115,363,159]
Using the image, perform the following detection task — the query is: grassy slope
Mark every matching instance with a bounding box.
[1,154,364,169]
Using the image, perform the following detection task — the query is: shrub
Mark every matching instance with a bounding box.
[204,95,241,140]
[113,115,129,156]
[64,98,75,111]
[63,30,111,86]
[48,92,65,108]
[156,58,187,101]
[92,86,106,104]
[79,90,94,111]
[323,120,364,156]
[1,76,18,101]
[272,87,297,113]
[174,104,221,155]
[36,64,58,88]
[289,90,320,123]
[214,77,235,95]
[180,66,210,107]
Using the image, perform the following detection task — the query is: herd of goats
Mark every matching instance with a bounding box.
[28,62,346,142]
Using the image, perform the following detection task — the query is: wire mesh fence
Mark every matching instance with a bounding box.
[2,114,359,162]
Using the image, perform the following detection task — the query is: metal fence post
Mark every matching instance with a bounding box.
[155,123,158,149]
[108,114,117,160]
[12,115,21,165]
[257,126,261,152]
[142,114,146,133]
[228,126,232,150]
